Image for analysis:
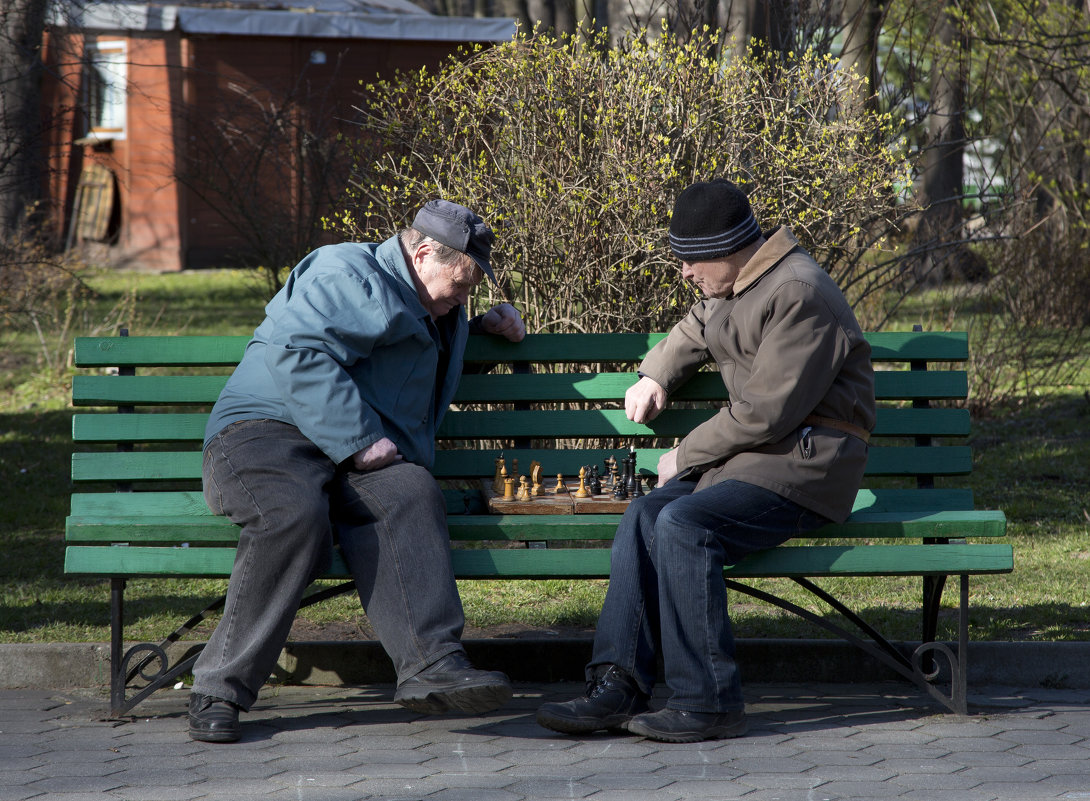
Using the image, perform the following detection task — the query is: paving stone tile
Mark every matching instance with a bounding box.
[970,782,1061,798]
[108,787,207,801]
[194,762,286,779]
[873,757,967,774]
[495,764,595,779]
[0,772,45,787]
[1007,743,1090,760]
[936,749,1034,768]
[578,771,675,791]
[806,780,903,798]
[796,750,884,766]
[928,736,1018,752]
[504,778,596,798]
[567,790,682,801]
[897,790,997,801]
[802,764,896,782]
[426,789,521,801]
[423,755,523,773]
[25,776,124,793]
[264,755,378,773]
[484,748,584,766]
[725,756,812,773]
[0,788,39,801]
[653,762,741,780]
[665,779,757,798]
[996,729,1084,745]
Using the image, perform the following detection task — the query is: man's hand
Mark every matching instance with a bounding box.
[351,437,403,471]
[625,375,667,424]
[656,447,680,485]
[480,303,526,342]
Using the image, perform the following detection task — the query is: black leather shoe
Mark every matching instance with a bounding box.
[188,693,241,743]
[536,665,650,734]
[627,707,748,742]
[394,651,512,715]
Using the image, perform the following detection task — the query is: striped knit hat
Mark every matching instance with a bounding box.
[668,179,762,261]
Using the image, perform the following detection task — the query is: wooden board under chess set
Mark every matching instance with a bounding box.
[481,458,648,515]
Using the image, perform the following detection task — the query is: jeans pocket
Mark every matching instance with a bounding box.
[202,448,225,516]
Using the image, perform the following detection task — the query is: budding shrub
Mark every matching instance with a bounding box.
[336,28,910,333]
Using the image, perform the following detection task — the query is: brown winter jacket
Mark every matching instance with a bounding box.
[638,227,876,522]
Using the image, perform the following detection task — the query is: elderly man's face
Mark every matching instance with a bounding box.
[411,242,484,320]
[681,258,742,299]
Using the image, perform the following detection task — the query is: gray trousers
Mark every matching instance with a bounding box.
[192,419,465,710]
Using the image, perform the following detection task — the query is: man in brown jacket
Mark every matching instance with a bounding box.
[536,179,876,743]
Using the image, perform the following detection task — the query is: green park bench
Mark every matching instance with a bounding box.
[66,329,1011,718]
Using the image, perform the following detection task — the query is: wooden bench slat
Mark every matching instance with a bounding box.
[68,487,976,519]
[72,406,972,444]
[63,542,1012,580]
[72,375,229,406]
[74,336,251,367]
[72,331,970,368]
[65,508,1008,546]
[70,445,976,483]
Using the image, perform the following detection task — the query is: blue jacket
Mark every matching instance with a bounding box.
[204,236,468,468]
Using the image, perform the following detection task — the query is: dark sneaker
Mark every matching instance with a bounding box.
[394,651,512,715]
[536,665,650,734]
[188,693,241,743]
[627,707,748,743]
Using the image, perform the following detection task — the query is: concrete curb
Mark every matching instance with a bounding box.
[4,638,1090,691]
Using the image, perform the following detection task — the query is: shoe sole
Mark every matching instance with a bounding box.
[535,710,635,734]
[626,717,748,743]
[188,726,241,744]
[395,680,512,715]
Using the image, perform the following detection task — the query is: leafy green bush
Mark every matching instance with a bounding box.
[336,28,910,333]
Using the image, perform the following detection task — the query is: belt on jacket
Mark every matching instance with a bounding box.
[802,414,871,444]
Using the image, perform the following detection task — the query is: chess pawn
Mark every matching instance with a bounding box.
[503,477,516,500]
[495,458,507,494]
[574,466,591,498]
[554,473,567,494]
[589,464,602,495]
[518,475,532,501]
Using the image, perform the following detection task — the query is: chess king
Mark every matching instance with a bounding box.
[536,178,876,743]
[189,200,525,743]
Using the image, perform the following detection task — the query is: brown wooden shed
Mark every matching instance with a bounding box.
[42,0,515,272]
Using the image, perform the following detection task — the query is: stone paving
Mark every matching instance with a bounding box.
[2,682,1090,800]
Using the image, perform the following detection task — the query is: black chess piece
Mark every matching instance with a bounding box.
[589,465,602,495]
[625,453,638,497]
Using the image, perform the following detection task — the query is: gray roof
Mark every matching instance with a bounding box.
[57,0,515,42]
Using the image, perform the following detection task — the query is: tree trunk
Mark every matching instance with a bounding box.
[914,0,968,285]
[0,0,50,240]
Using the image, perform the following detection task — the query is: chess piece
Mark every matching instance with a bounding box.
[531,462,543,496]
[625,450,638,497]
[494,457,507,494]
[503,477,516,500]
[574,466,591,498]
[518,475,532,501]
[554,473,567,494]
[612,461,628,500]
[589,465,602,495]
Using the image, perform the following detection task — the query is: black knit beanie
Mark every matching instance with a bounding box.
[668,179,762,261]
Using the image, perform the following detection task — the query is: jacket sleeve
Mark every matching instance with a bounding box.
[263,266,391,465]
[638,302,713,391]
[675,282,851,474]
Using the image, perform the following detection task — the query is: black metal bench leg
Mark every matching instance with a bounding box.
[110,578,126,718]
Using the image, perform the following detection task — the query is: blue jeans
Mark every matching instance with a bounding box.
[193,419,465,710]
[590,477,829,713]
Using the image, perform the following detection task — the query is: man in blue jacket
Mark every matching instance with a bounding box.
[189,200,526,743]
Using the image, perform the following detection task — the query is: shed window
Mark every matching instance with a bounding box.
[84,40,127,140]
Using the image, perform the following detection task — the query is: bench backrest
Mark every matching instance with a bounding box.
[71,330,972,494]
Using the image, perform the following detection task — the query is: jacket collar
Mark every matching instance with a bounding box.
[731,226,800,296]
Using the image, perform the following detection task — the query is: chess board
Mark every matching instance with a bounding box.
[480,478,643,515]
